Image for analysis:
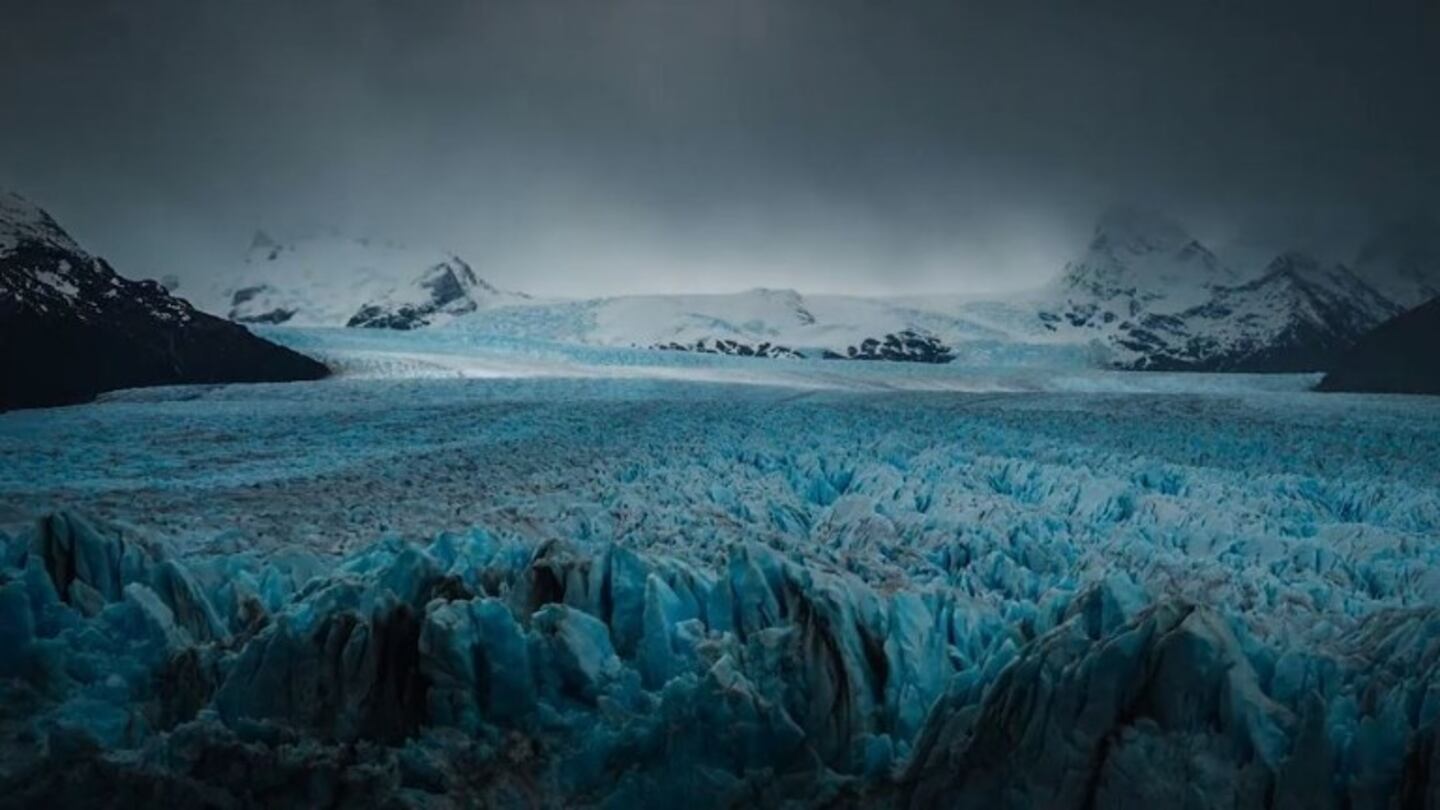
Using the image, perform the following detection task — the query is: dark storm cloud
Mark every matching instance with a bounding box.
[1,0,1436,295]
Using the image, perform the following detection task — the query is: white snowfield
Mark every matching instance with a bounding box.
[0,191,80,256]
[442,287,1064,358]
[193,231,529,328]
[2,351,1439,805]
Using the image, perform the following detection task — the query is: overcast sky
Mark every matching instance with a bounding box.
[2,0,1436,296]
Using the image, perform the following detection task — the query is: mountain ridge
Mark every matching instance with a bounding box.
[203,231,528,330]
[0,191,329,410]
[192,204,1439,376]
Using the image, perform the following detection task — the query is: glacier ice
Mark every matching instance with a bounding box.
[1,501,1439,807]
[2,373,1439,807]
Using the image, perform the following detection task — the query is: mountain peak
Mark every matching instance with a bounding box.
[1262,249,1324,278]
[1090,205,1192,256]
[0,190,80,255]
[206,230,524,328]
[1052,205,1235,316]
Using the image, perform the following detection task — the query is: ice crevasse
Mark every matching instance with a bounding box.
[1,511,1439,808]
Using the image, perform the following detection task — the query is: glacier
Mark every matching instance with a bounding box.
[1,342,1439,807]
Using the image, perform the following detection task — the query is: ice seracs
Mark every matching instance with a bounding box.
[208,230,526,329]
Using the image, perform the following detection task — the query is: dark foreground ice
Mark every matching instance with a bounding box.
[2,371,1439,808]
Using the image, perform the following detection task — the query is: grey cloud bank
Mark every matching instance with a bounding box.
[1,0,1436,296]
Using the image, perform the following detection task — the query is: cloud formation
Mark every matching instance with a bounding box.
[2,0,1436,295]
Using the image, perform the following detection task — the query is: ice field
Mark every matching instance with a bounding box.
[2,328,1439,807]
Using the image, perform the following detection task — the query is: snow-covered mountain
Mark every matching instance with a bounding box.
[443,287,1054,363]
[1029,208,1407,371]
[0,191,328,409]
[437,206,1404,372]
[204,231,527,329]
[1109,251,1401,371]
[192,204,1421,374]
[1045,205,1242,319]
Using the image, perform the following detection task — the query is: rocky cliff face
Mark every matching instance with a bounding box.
[0,192,328,410]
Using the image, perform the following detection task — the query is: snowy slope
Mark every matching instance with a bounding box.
[0,190,82,256]
[1044,205,1241,317]
[0,191,328,408]
[1104,251,1401,371]
[447,287,1064,364]
[443,205,1398,372]
[202,231,527,328]
[1031,209,1405,371]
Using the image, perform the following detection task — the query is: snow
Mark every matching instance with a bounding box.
[432,205,1404,372]
[171,204,1436,377]
[1,338,1438,804]
[0,190,81,256]
[31,268,79,299]
[242,325,1314,394]
[1047,204,1241,315]
[445,288,1077,362]
[193,232,526,326]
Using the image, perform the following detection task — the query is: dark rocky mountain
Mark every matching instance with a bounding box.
[1317,295,1440,395]
[0,191,329,410]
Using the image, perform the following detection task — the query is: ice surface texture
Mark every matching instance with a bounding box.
[2,376,1439,807]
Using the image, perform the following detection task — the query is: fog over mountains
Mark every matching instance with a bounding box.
[4,2,1436,297]
[190,200,1440,374]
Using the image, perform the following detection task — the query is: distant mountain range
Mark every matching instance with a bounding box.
[196,231,530,330]
[409,205,1432,373]
[1034,208,1411,371]
[11,186,1438,404]
[0,192,328,410]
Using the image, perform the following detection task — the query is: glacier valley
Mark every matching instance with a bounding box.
[2,330,1439,808]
